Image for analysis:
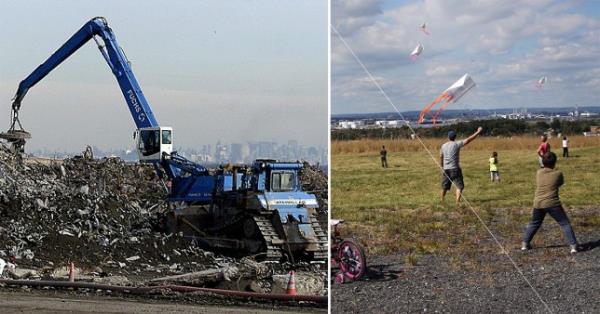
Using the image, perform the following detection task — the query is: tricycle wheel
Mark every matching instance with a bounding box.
[337,239,366,281]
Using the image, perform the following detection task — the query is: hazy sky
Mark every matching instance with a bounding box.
[0,0,327,152]
[332,0,600,114]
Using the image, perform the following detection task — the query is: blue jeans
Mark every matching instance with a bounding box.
[523,205,578,245]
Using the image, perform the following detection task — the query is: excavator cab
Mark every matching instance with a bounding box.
[135,126,173,162]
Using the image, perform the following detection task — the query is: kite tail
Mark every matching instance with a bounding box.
[410,55,418,62]
[421,29,430,35]
[431,96,454,125]
[418,92,448,124]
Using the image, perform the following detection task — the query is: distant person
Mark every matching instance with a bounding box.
[521,151,579,253]
[562,136,569,158]
[380,145,388,168]
[440,127,483,203]
[537,135,550,168]
[489,151,500,182]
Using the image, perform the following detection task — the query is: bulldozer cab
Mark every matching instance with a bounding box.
[251,160,302,193]
[270,170,297,192]
[135,126,173,162]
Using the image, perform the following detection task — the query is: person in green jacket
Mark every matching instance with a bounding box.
[489,151,500,182]
[521,151,579,253]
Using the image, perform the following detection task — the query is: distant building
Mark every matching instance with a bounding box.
[191,154,213,163]
[257,141,276,158]
[375,120,403,128]
[584,126,600,137]
[338,120,364,129]
[215,144,229,162]
[230,143,250,163]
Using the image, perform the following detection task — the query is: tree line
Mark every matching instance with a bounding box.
[331,118,600,141]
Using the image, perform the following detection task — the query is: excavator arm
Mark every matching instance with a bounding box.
[3,17,213,203]
[3,17,158,150]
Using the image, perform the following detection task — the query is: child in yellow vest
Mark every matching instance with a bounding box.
[489,152,500,182]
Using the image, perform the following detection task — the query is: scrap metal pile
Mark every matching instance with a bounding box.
[0,145,218,275]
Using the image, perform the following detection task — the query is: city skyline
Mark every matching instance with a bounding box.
[29,138,327,165]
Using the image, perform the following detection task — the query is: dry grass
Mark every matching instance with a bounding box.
[332,136,600,263]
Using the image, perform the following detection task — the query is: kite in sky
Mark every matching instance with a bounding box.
[418,74,476,125]
[420,22,429,35]
[535,76,547,89]
[409,44,424,61]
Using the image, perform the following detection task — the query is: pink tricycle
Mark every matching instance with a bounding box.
[330,219,367,283]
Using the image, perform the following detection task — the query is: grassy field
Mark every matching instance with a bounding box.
[331,135,600,258]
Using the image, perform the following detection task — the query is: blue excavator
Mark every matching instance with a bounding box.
[0,17,326,262]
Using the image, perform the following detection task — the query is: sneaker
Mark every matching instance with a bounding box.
[570,244,578,254]
[521,242,532,251]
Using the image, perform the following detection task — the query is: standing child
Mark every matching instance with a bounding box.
[536,135,550,168]
[489,152,500,182]
[562,136,569,158]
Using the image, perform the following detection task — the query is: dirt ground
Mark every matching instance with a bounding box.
[0,290,325,314]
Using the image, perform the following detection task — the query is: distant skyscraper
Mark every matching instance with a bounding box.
[240,143,250,162]
[230,143,250,163]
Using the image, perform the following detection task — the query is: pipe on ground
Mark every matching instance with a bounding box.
[0,279,326,304]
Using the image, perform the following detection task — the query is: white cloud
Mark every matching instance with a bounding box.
[332,0,383,35]
[332,0,600,113]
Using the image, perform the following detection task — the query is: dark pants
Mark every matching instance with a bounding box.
[441,168,464,190]
[381,157,388,168]
[523,205,577,245]
[563,147,569,157]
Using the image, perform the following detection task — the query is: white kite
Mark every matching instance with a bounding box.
[420,22,430,35]
[409,44,424,61]
[535,76,548,89]
[418,74,476,125]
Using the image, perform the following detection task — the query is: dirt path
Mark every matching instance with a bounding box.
[0,290,323,314]
[332,231,600,313]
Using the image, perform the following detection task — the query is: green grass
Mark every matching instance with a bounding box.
[332,142,600,257]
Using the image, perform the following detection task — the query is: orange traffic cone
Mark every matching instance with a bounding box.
[286,270,297,295]
[68,262,76,282]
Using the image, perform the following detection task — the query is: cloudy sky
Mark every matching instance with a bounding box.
[0,0,327,152]
[332,0,600,114]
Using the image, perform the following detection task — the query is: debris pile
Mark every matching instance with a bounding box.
[0,146,327,296]
[0,145,213,274]
[299,161,328,215]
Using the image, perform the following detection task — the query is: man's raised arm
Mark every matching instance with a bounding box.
[463,127,483,146]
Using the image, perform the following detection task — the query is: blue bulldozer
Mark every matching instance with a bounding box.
[0,17,326,262]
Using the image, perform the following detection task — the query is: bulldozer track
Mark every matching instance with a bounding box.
[253,215,284,261]
[309,214,328,260]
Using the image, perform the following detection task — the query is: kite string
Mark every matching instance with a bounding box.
[331,24,554,314]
